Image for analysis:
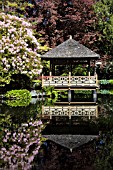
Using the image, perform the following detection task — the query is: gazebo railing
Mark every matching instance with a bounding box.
[42,105,98,119]
[42,74,98,87]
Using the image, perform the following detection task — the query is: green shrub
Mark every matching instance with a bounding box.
[99,80,109,85]
[42,86,58,104]
[109,79,113,85]
[5,99,31,107]
[5,90,31,107]
[99,90,110,94]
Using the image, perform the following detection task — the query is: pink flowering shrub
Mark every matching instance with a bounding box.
[0,118,45,170]
[0,12,43,86]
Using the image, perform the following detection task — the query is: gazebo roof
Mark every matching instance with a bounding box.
[41,37,100,59]
[43,135,97,151]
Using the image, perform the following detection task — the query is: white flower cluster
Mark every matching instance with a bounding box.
[0,13,43,84]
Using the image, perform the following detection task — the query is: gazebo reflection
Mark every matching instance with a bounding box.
[42,102,98,120]
[41,102,99,152]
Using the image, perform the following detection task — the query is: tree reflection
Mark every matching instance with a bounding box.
[0,102,46,170]
[0,118,46,170]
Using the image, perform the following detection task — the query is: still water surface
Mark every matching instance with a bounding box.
[0,93,113,170]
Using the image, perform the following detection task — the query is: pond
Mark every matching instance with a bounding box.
[0,91,113,170]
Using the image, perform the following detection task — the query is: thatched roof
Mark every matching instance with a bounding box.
[41,37,100,59]
[43,134,97,151]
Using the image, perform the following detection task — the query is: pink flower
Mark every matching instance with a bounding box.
[3,138,7,142]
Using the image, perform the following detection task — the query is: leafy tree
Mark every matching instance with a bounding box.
[0,102,46,169]
[1,0,113,78]
[0,12,43,86]
[93,0,113,55]
[1,0,97,47]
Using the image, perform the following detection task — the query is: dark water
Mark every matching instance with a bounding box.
[0,93,113,170]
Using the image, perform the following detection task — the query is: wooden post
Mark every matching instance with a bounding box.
[53,63,55,75]
[96,74,98,86]
[88,60,90,82]
[96,106,98,118]
[89,112,91,120]
[50,59,52,74]
[51,59,55,76]
[69,72,71,86]
[42,105,44,117]
[69,106,71,119]
[42,74,44,87]
[94,60,97,76]
[49,72,52,86]
[50,106,52,119]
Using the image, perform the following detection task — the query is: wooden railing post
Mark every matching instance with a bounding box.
[49,72,52,86]
[89,107,91,120]
[96,106,98,118]
[69,72,71,86]
[42,105,44,117]
[96,74,98,86]
[50,106,52,119]
[88,71,90,84]
[69,106,71,119]
[42,74,44,87]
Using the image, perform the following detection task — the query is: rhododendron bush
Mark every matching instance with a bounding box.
[0,118,45,170]
[0,12,43,86]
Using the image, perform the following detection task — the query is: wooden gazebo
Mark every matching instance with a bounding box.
[41,36,100,90]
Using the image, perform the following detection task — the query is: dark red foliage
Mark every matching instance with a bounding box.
[32,0,97,48]
[4,0,112,70]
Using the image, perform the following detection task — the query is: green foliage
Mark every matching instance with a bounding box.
[100,79,109,84]
[4,89,31,107]
[72,64,88,76]
[4,98,31,107]
[99,89,113,95]
[94,129,113,170]
[32,79,41,88]
[74,90,92,94]
[1,0,29,16]
[5,89,31,99]
[0,113,11,130]
[109,79,113,85]
[93,0,113,54]
[99,90,110,94]
[43,86,58,103]
[99,79,113,85]
[7,1,18,7]
[42,60,50,76]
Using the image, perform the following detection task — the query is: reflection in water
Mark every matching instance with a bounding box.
[1,94,113,169]
[41,102,99,153]
[42,104,98,119]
